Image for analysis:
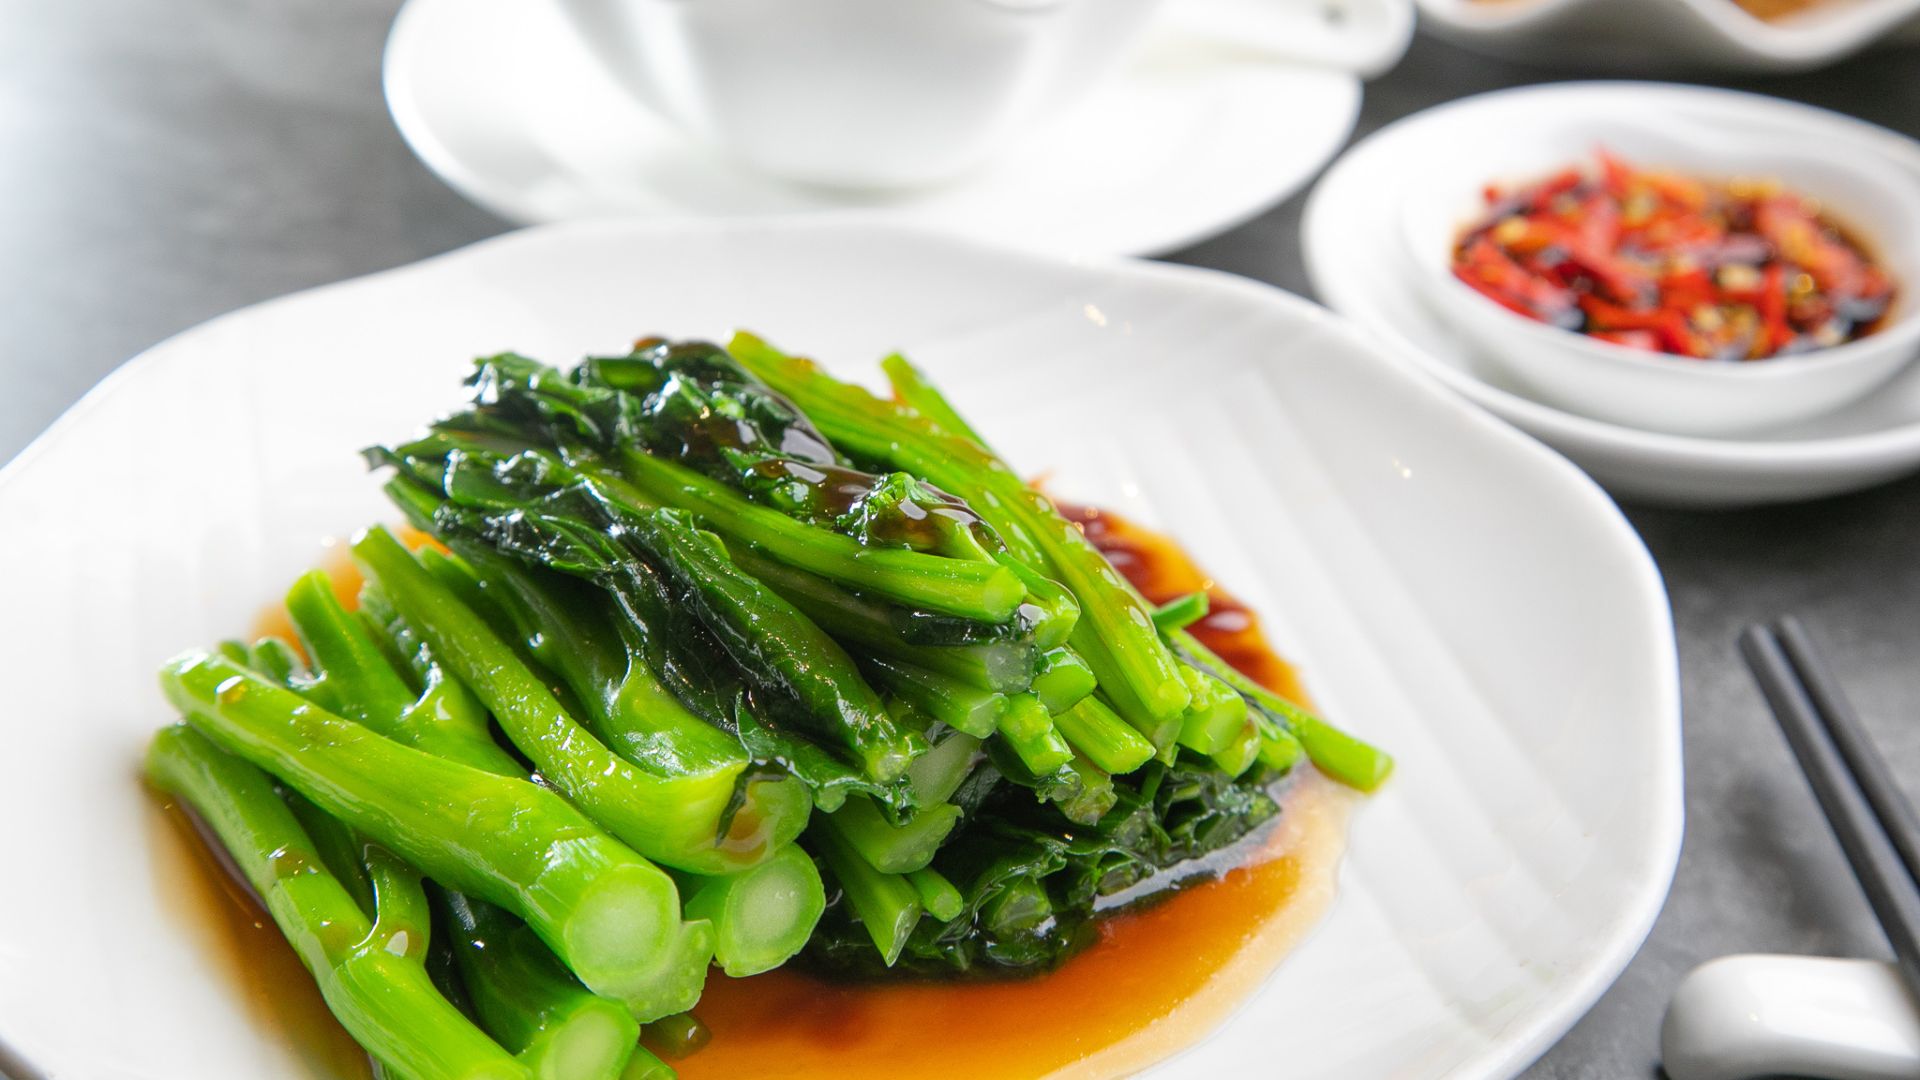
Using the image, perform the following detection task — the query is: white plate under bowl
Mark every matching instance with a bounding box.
[1306,81,1920,507]
[0,220,1679,1080]
[1414,0,1920,73]
[380,0,1364,257]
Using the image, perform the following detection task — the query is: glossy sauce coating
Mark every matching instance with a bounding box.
[671,505,1352,1080]
[159,512,1352,1079]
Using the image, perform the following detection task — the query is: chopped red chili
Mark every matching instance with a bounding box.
[1451,151,1896,361]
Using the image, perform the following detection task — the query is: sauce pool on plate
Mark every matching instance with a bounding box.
[669,505,1354,1079]
[156,510,1356,1079]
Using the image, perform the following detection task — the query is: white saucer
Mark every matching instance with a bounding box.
[382,0,1363,257]
[1304,81,1920,508]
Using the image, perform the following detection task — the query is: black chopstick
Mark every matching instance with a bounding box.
[1739,619,1920,1002]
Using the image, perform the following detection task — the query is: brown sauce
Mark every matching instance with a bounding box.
[670,505,1354,1079]
[145,798,372,1079]
[168,510,1354,1079]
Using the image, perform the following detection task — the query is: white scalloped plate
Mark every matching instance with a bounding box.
[0,221,1679,1080]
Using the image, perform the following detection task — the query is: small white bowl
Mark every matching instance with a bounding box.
[1399,119,1920,437]
[1414,0,1920,75]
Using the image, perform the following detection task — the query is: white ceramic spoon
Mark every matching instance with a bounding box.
[1663,954,1920,1080]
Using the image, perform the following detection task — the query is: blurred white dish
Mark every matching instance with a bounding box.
[382,0,1375,256]
[1395,109,1920,436]
[1307,81,1920,507]
[0,219,1678,1079]
[1415,0,1920,73]
[546,0,1409,189]
[1663,955,1920,1080]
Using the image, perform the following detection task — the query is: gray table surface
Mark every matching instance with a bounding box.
[6,2,1919,1076]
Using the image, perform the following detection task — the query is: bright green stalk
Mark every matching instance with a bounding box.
[1255,716,1307,772]
[284,790,377,917]
[1173,629,1393,791]
[995,699,1074,775]
[159,654,710,1017]
[473,560,745,776]
[982,877,1053,938]
[353,526,788,873]
[1175,667,1249,756]
[681,843,826,976]
[246,636,306,687]
[994,554,1079,650]
[824,796,961,875]
[631,509,918,784]
[294,574,523,777]
[731,332,1190,731]
[726,541,1036,694]
[1210,719,1262,779]
[995,694,1053,741]
[1056,754,1118,826]
[810,822,922,966]
[866,657,1003,739]
[1151,593,1210,633]
[620,1047,676,1080]
[905,731,982,806]
[145,725,528,1080]
[880,353,983,444]
[1031,647,1096,714]
[906,866,964,923]
[437,888,641,1080]
[1051,696,1155,775]
[613,448,1024,623]
[285,570,417,729]
[877,353,1083,651]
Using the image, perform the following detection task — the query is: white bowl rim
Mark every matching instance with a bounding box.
[1311,79,1920,468]
[1402,114,1920,383]
[1428,257,1920,383]
[1412,0,1920,62]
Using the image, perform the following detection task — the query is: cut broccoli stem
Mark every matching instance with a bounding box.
[620,1046,677,1080]
[159,654,710,1018]
[1173,629,1393,791]
[1051,696,1156,775]
[436,887,641,1080]
[145,725,528,1080]
[905,731,983,807]
[1209,719,1263,779]
[1059,754,1119,825]
[866,657,1004,739]
[982,877,1053,938]
[995,698,1074,775]
[679,843,826,977]
[825,796,962,875]
[810,821,922,966]
[353,526,796,873]
[1031,647,1096,714]
[906,866,965,923]
[1175,667,1250,756]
